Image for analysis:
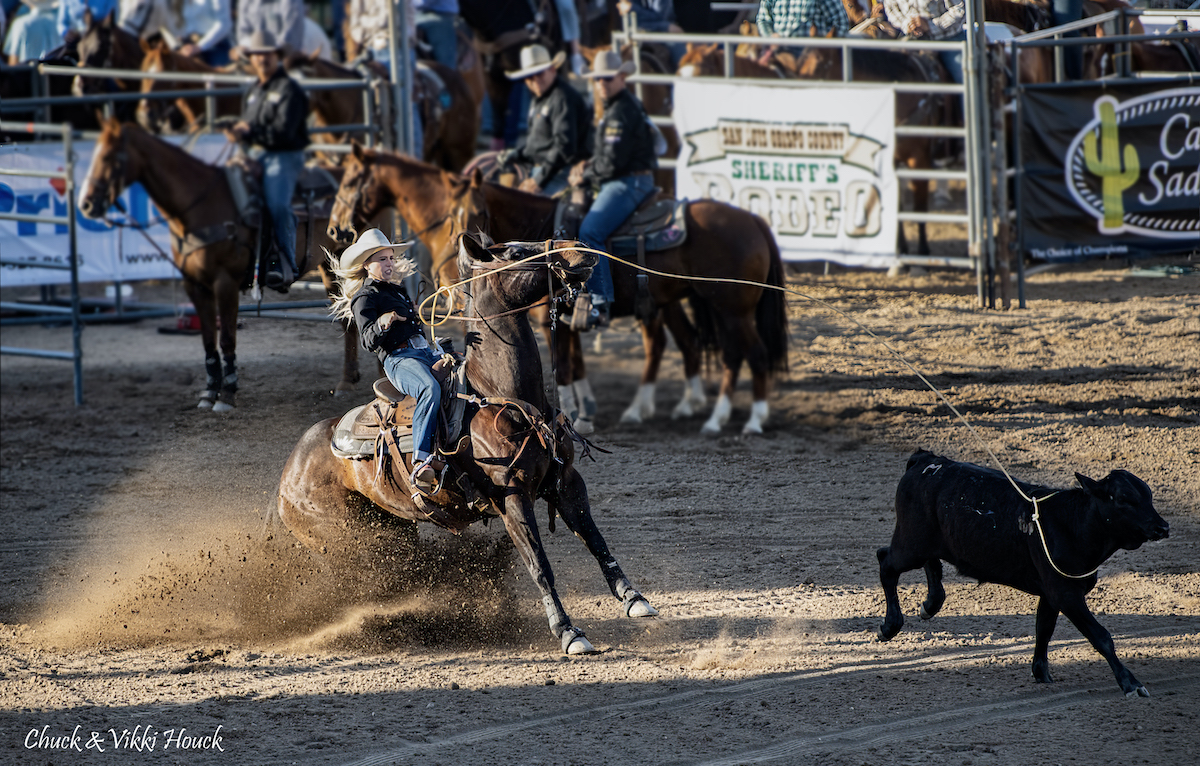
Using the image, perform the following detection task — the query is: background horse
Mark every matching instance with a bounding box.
[72,10,146,123]
[136,41,245,134]
[276,233,657,654]
[77,119,366,410]
[459,0,562,149]
[328,144,790,436]
[293,54,479,172]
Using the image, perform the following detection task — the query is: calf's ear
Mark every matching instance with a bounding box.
[1076,472,1110,500]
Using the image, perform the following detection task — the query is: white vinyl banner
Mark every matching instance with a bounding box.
[673,81,899,267]
[0,135,230,287]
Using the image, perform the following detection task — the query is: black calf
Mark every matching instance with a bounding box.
[877,449,1169,697]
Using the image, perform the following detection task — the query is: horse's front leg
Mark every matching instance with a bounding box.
[552,466,658,619]
[498,491,596,655]
[213,269,240,412]
[185,279,222,410]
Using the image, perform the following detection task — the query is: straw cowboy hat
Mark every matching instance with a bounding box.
[339,228,414,274]
[584,50,636,79]
[505,44,566,80]
[243,29,284,55]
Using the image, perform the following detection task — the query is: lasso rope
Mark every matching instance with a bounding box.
[419,242,1090,577]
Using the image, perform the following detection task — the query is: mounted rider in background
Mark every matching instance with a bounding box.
[569,50,658,329]
[498,44,591,197]
[224,28,308,290]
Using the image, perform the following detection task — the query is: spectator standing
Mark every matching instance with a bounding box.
[568,50,658,328]
[56,0,117,44]
[1050,0,1082,80]
[553,0,585,75]
[413,0,456,70]
[234,0,304,56]
[5,0,61,64]
[757,0,850,39]
[178,0,232,65]
[500,44,591,196]
[225,29,309,289]
[879,0,966,82]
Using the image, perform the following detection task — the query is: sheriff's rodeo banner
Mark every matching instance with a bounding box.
[1020,85,1199,260]
[673,81,898,267]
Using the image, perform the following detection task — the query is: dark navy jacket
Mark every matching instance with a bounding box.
[350,278,422,363]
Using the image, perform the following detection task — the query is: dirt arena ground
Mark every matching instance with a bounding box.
[1,255,1197,766]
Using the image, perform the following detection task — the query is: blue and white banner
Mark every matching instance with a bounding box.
[673,80,898,266]
[0,135,230,287]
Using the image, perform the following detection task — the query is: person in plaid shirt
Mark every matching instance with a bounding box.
[756,0,851,39]
[874,0,967,82]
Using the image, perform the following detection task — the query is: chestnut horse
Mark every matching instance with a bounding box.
[136,41,245,134]
[77,118,366,410]
[328,144,790,436]
[276,234,658,654]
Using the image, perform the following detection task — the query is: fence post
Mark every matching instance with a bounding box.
[64,123,84,405]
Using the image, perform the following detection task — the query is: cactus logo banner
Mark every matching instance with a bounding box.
[1020,85,1199,260]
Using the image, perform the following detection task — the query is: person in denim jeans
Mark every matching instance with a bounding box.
[569,51,658,328]
[414,0,457,70]
[226,29,308,289]
[333,229,448,496]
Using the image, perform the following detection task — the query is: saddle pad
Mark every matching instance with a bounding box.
[331,404,415,460]
[609,199,688,257]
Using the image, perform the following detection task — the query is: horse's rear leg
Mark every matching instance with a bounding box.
[498,490,596,654]
[186,281,222,409]
[701,317,767,435]
[620,315,666,424]
[553,466,658,619]
[213,271,240,412]
[663,302,706,419]
[912,179,930,256]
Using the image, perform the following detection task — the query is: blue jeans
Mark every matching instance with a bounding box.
[1051,0,1083,80]
[383,346,441,462]
[581,173,656,304]
[416,11,457,69]
[200,38,232,67]
[258,149,305,271]
[939,30,967,85]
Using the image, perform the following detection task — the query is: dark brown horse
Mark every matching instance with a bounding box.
[328,144,790,436]
[77,119,365,409]
[294,54,479,172]
[276,233,658,654]
[72,10,146,122]
[136,41,245,133]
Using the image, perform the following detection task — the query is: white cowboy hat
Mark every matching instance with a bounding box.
[243,29,283,55]
[339,228,414,274]
[584,50,636,79]
[505,44,566,80]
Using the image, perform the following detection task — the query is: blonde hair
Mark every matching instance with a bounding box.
[327,246,418,322]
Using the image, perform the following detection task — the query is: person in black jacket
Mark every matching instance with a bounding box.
[498,44,591,196]
[331,228,448,496]
[225,29,309,289]
[569,50,658,327]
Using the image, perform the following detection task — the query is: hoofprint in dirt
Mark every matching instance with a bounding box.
[0,260,1197,765]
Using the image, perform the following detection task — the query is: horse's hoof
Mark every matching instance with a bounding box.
[561,626,597,655]
[624,596,659,618]
[741,423,763,435]
[919,604,934,620]
[212,401,235,413]
[619,409,643,424]
[197,397,215,410]
[700,422,721,436]
[574,418,595,435]
[671,402,694,419]
[1128,686,1150,698]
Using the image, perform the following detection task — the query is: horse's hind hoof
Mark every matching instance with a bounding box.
[212,401,235,413]
[624,595,659,618]
[574,417,595,435]
[561,626,597,655]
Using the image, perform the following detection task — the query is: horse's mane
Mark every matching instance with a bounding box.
[111,121,220,174]
[143,45,221,73]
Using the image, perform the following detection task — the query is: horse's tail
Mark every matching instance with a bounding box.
[753,214,790,373]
